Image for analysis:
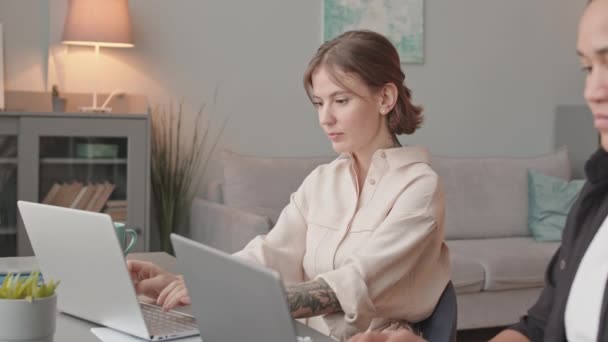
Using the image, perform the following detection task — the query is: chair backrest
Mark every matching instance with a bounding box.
[416,281,457,342]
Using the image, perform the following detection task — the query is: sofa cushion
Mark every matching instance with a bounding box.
[221,150,335,224]
[448,238,560,291]
[451,254,485,294]
[432,148,570,239]
[527,170,585,241]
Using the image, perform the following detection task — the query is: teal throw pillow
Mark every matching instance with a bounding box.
[527,170,585,242]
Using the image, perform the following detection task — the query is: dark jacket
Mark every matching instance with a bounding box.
[510,148,608,341]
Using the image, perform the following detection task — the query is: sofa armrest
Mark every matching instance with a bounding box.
[190,197,271,253]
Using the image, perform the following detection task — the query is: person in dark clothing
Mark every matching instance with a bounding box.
[349,0,608,341]
[498,0,608,340]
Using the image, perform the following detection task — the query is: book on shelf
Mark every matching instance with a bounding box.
[66,182,83,207]
[54,182,83,208]
[41,183,61,204]
[52,182,69,207]
[84,184,105,211]
[73,184,96,210]
[105,199,127,208]
[89,182,115,212]
[41,181,115,212]
[103,206,128,222]
[69,184,88,208]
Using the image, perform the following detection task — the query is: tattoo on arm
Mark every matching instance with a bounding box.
[286,279,342,319]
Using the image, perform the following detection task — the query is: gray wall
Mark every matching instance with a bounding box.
[0,0,589,169]
[0,0,49,92]
[555,105,597,179]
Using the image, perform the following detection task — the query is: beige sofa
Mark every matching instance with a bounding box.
[190,148,571,330]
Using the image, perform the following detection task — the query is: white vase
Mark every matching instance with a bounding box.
[0,294,57,342]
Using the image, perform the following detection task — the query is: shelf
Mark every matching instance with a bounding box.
[2,99,150,255]
[0,227,17,235]
[40,158,127,165]
[0,158,17,164]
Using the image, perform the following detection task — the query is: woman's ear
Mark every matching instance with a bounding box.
[379,83,398,116]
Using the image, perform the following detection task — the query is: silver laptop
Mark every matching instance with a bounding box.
[171,233,335,342]
[17,201,199,341]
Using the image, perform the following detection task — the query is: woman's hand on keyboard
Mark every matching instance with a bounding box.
[127,260,180,300]
[156,275,191,311]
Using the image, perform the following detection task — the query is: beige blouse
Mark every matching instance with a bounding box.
[233,146,451,341]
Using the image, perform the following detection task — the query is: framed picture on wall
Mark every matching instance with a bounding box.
[323,0,424,64]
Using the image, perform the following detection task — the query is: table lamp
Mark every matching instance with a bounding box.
[61,0,134,112]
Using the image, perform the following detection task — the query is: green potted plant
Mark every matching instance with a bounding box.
[0,272,60,342]
[151,101,225,254]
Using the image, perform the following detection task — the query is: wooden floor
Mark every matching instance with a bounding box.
[457,327,504,342]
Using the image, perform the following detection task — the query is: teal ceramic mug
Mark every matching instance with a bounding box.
[113,222,137,255]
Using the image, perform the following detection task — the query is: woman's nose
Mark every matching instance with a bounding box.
[318,106,336,126]
[585,67,608,105]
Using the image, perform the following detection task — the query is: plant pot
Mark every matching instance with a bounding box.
[0,294,57,342]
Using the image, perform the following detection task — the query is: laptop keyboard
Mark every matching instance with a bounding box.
[141,302,316,341]
[140,302,199,337]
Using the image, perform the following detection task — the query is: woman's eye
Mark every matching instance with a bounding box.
[581,65,592,74]
[312,102,322,108]
[336,98,349,104]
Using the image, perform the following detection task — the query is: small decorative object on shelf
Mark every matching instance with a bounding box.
[0,272,59,342]
[51,85,66,112]
[75,143,119,159]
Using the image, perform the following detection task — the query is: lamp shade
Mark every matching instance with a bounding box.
[62,0,134,48]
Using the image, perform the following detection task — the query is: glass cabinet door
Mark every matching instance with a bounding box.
[18,115,149,256]
[38,136,128,223]
[0,136,17,256]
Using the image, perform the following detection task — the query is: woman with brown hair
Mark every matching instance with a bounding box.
[129,30,450,341]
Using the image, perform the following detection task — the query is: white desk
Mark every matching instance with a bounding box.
[1,253,334,342]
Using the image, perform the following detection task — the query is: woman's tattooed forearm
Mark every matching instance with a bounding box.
[286,279,342,318]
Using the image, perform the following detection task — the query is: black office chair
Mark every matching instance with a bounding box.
[416,281,458,342]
